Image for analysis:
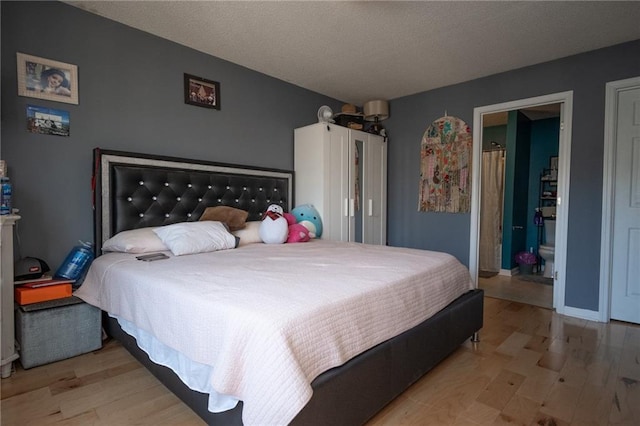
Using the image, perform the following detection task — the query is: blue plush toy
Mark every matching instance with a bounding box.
[291,204,323,238]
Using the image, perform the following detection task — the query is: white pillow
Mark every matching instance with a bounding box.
[102,227,168,253]
[232,221,263,246]
[153,221,238,256]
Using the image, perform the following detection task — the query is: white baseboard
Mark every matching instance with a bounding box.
[499,268,518,276]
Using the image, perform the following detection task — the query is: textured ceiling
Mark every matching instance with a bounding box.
[65,1,640,106]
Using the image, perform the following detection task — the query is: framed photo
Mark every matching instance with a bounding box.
[17,53,78,105]
[26,105,70,137]
[184,73,220,110]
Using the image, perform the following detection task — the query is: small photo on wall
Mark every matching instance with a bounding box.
[184,73,220,110]
[26,105,70,137]
[17,53,79,105]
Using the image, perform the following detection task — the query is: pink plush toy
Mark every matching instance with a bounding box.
[287,223,310,243]
[284,212,297,226]
[283,212,310,243]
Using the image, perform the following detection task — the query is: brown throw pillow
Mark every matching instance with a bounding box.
[199,206,248,231]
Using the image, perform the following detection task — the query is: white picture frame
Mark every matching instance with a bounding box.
[17,53,78,105]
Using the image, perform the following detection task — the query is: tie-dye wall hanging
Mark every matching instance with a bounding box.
[419,115,472,213]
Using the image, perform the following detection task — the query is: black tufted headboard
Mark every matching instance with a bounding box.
[93,149,293,254]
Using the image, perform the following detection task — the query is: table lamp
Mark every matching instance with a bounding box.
[363,100,389,135]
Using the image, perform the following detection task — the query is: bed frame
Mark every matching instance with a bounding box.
[93,148,484,425]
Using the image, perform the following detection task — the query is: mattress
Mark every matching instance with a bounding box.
[75,239,473,425]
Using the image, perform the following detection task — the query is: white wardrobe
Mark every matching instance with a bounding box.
[294,123,387,245]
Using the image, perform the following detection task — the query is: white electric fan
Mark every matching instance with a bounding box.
[317,105,334,123]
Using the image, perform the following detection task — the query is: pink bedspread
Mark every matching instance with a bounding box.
[76,239,472,425]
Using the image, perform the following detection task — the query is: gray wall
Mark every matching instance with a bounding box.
[385,40,640,311]
[1,1,341,269]
[3,2,640,313]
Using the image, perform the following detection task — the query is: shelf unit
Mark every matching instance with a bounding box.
[536,170,557,272]
[539,169,557,213]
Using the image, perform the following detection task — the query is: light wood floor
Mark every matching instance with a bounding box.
[2,296,639,425]
[479,273,553,309]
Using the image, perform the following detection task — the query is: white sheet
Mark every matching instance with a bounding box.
[75,239,473,425]
[112,313,239,412]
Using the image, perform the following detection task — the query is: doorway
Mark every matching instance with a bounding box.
[469,92,574,313]
[477,106,560,309]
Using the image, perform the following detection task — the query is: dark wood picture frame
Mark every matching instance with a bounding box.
[184,73,220,110]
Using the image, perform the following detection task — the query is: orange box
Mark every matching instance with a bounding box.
[15,283,72,305]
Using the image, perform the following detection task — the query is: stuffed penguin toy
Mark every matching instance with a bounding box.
[259,204,289,244]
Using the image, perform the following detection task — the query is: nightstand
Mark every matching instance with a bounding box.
[1,214,20,378]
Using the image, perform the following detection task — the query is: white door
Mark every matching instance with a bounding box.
[362,134,387,245]
[610,86,640,323]
[294,123,351,243]
[329,125,351,242]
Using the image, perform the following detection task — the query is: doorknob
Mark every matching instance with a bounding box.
[512,225,524,230]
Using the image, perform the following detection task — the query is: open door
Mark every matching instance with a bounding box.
[602,77,640,324]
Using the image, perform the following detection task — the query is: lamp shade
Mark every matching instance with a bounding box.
[363,100,389,122]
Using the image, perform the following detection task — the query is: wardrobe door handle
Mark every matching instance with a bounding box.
[344,198,349,217]
[368,199,373,216]
[350,199,355,217]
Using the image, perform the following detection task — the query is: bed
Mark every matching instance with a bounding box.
[77,148,484,425]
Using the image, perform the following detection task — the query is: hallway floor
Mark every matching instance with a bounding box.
[479,272,553,309]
